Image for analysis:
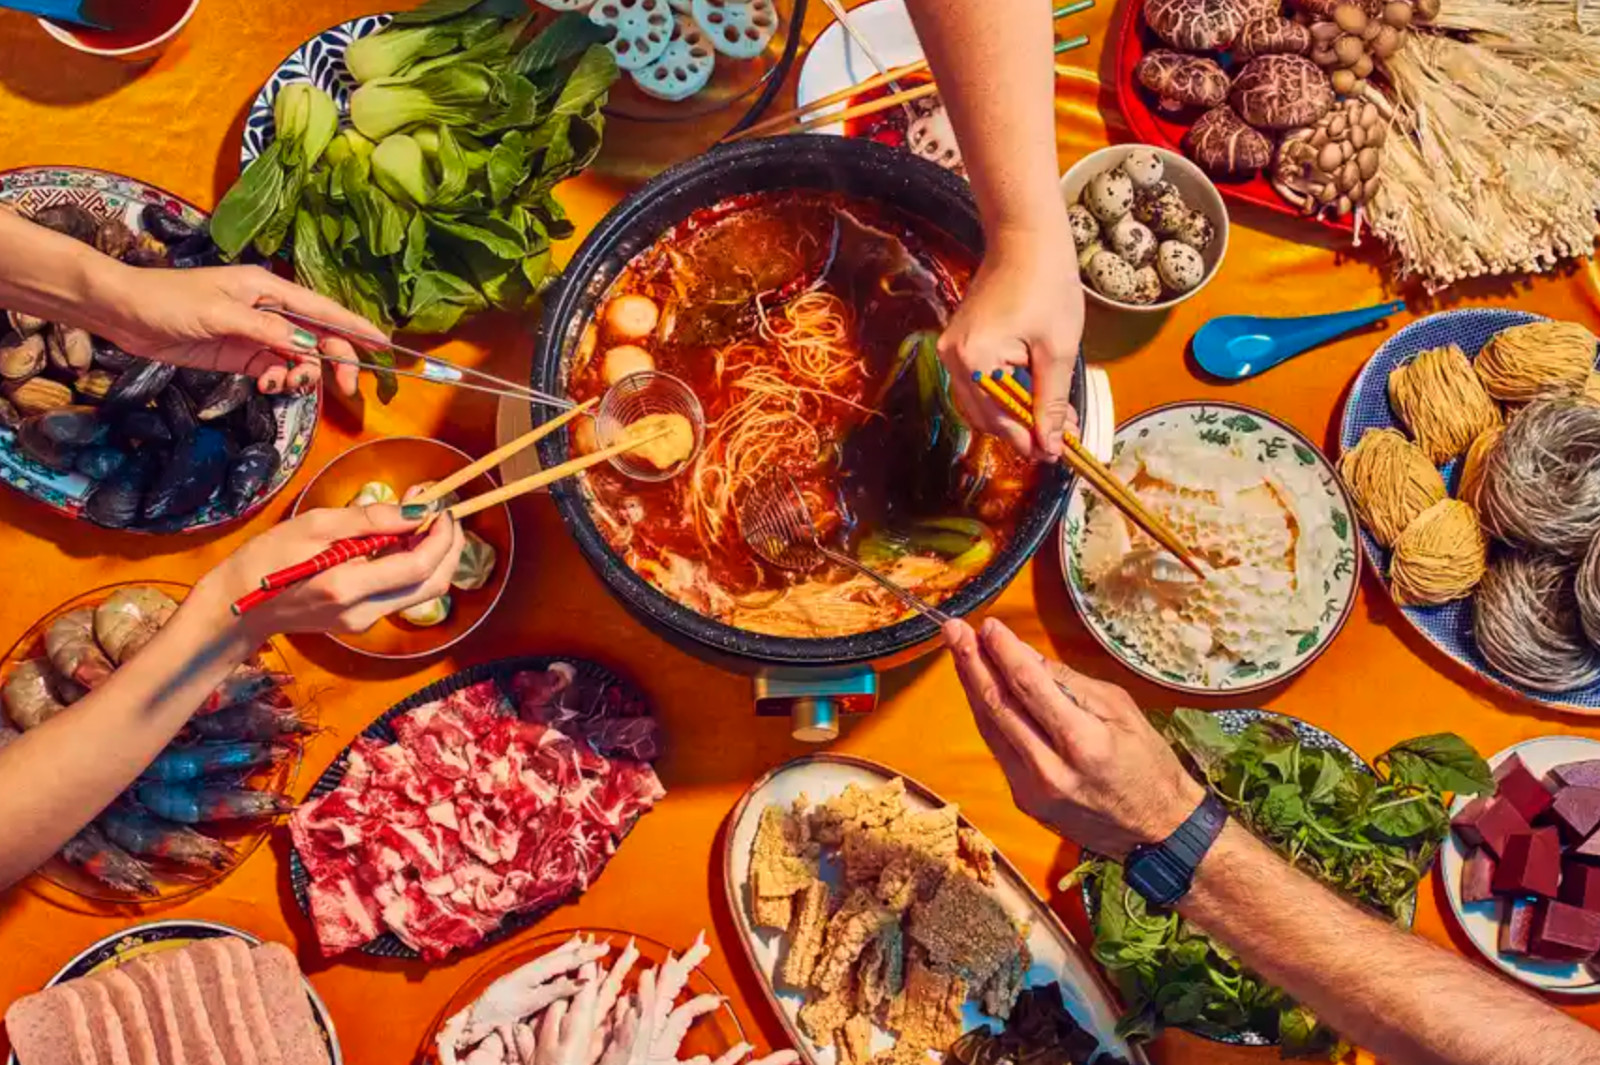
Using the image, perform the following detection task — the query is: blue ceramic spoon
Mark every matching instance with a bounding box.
[1194,300,1407,380]
[2,0,108,28]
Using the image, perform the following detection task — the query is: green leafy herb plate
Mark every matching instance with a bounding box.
[1058,401,1360,696]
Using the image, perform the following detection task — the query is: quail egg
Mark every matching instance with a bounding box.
[1131,182,1183,229]
[1082,168,1135,225]
[1120,149,1165,191]
[1156,240,1207,293]
[1085,249,1139,302]
[1108,216,1157,268]
[1066,204,1100,251]
[1169,208,1216,251]
[1129,265,1163,305]
[1078,240,1106,273]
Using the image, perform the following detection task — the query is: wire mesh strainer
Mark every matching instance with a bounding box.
[595,370,706,481]
[737,470,953,624]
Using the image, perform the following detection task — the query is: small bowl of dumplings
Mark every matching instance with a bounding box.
[291,437,513,659]
[1059,145,1228,312]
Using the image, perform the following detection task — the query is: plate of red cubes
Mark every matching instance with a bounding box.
[1443,735,1600,995]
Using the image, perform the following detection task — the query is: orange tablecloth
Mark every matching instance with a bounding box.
[3,3,1600,1062]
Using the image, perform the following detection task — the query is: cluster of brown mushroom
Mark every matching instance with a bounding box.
[1134,0,1429,220]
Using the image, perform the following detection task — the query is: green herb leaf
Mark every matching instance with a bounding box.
[391,0,490,27]
[516,13,612,73]
[1378,733,1494,796]
[1160,708,1237,778]
[551,44,618,117]
[212,141,287,258]
[1257,783,1307,834]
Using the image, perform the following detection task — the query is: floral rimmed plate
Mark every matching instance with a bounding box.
[1336,307,1600,714]
[5,919,341,1065]
[0,165,319,533]
[1059,401,1360,695]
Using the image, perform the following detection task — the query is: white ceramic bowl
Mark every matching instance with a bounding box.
[1059,145,1229,313]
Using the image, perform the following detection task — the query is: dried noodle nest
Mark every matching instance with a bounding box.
[1475,320,1597,403]
[1578,535,1600,650]
[1477,398,1600,558]
[1473,550,1600,693]
[1389,499,1487,606]
[1387,344,1502,464]
[1339,428,1445,548]
[1456,424,1502,512]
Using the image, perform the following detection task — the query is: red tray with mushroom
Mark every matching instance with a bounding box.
[1113,0,1355,233]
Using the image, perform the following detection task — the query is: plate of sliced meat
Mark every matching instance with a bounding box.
[425,927,803,1065]
[722,755,1146,1065]
[288,656,665,962]
[4,919,339,1065]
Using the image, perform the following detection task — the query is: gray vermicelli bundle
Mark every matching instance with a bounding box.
[1473,550,1600,692]
[1477,398,1600,557]
[1578,535,1600,649]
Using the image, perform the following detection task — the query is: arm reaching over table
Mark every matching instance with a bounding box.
[944,616,1600,1065]
[0,207,373,396]
[903,0,1083,460]
[0,506,463,892]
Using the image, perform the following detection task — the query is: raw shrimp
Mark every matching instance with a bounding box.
[196,667,293,715]
[44,607,115,689]
[59,823,158,896]
[98,808,233,871]
[183,701,313,742]
[94,586,179,665]
[3,658,68,730]
[139,741,281,783]
[133,782,293,823]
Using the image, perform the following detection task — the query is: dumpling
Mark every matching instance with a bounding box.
[349,481,398,507]
[400,595,452,627]
[451,531,497,592]
[403,480,461,509]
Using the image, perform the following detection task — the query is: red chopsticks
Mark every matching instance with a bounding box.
[230,533,404,616]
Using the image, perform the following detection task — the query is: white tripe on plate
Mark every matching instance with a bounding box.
[1080,426,1336,686]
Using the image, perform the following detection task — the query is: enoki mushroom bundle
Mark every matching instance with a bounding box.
[1474,550,1600,692]
[1390,499,1488,606]
[1476,321,1598,403]
[1339,428,1446,547]
[1477,398,1600,558]
[1388,344,1501,464]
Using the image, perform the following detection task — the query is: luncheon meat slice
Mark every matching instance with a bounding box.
[217,939,283,1065]
[187,941,258,1065]
[72,980,134,1065]
[93,969,161,1065]
[5,985,97,1065]
[249,945,331,1065]
[158,950,226,1065]
[122,956,188,1065]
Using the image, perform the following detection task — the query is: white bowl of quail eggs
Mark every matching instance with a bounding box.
[1060,145,1228,312]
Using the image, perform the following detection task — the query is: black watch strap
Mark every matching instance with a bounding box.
[1165,791,1229,871]
[1124,791,1228,907]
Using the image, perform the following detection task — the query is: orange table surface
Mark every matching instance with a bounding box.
[4,3,1600,1063]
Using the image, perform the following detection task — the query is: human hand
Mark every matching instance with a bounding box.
[944,617,1205,858]
[940,221,1084,461]
[191,505,464,638]
[94,263,381,397]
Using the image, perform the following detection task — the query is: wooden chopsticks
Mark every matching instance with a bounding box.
[975,369,1207,579]
[726,2,1095,143]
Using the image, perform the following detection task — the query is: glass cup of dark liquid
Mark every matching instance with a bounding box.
[39,0,200,61]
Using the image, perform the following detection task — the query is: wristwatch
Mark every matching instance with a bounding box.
[1124,792,1228,908]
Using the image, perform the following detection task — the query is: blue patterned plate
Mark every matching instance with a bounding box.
[242,14,391,169]
[1335,307,1600,714]
[0,166,318,533]
[1060,402,1360,695]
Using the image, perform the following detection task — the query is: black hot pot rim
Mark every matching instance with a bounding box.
[531,135,1080,668]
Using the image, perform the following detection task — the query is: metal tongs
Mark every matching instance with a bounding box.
[269,307,578,411]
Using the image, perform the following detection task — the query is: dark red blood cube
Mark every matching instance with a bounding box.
[1492,828,1563,898]
[1551,786,1600,842]
[1502,898,1538,955]
[1461,848,1497,903]
[1552,760,1600,789]
[1531,900,1600,961]
[1561,861,1600,912]
[1453,795,1531,859]
[1495,755,1556,823]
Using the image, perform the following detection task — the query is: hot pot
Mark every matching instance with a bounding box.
[531,136,1081,739]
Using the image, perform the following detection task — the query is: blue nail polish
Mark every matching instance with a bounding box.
[400,503,429,520]
[291,328,318,351]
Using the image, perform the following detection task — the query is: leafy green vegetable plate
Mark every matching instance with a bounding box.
[1059,402,1360,696]
[1073,709,1487,1058]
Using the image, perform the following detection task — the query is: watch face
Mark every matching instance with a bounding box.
[1127,848,1190,908]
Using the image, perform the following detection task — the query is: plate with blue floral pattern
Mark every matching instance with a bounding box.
[1060,402,1360,695]
[1337,307,1600,714]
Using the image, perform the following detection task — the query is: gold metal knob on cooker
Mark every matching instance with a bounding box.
[789,697,839,743]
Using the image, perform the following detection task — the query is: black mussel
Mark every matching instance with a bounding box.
[157,386,198,440]
[32,405,106,447]
[141,426,233,522]
[93,217,139,260]
[74,445,126,481]
[169,232,214,259]
[16,417,77,472]
[30,204,99,244]
[175,366,225,402]
[0,396,20,431]
[224,443,281,511]
[197,374,252,421]
[103,359,176,409]
[232,390,277,446]
[91,337,137,374]
[140,205,202,245]
[84,450,154,529]
[171,248,225,270]
[113,408,172,446]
